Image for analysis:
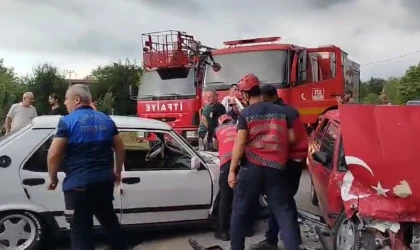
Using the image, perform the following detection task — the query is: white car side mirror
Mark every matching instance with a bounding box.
[191,156,201,170]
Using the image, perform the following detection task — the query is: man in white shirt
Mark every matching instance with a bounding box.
[221,84,243,112]
[5,92,37,133]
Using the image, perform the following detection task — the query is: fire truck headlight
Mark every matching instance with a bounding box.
[185,131,198,139]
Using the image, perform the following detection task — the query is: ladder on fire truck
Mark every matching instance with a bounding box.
[142,30,220,73]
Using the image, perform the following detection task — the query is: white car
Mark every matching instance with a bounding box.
[0,115,267,250]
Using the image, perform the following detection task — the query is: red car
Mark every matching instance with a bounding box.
[307,105,420,250]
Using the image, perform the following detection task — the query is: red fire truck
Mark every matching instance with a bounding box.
[130,30,220,145]
[203,37,360,126]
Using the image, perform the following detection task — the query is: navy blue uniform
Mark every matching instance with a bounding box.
[56,106,126,250]
[230,102,300,250]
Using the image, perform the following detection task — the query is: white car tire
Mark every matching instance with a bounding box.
[0,211,46,250]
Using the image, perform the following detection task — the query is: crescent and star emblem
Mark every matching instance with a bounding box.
[341,156,390,201]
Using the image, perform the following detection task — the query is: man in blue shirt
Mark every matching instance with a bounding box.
[47,84,127,250]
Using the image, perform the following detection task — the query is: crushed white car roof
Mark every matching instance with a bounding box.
[31,115,172,131]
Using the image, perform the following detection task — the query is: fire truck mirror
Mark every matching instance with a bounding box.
[298,50,308,82]
[212,63,222,72]
[129,85,138,100]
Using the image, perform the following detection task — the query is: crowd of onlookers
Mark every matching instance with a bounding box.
[1,92,67,136]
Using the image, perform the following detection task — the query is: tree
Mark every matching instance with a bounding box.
[91,59,142,116]
[96,91,116,115]
[382,77,399,104]
[26,64,68,115]
[362,93,379,104]
[397,63,420,104]
[365,77,387,95]
[359,82,369,100]
[0,59,28,122]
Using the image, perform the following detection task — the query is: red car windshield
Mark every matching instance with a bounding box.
[204,50,288,90]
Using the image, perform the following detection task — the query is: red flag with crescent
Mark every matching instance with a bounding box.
[338,104,420,222]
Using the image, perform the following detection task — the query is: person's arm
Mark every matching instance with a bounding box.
[200,106,210,129]
[212,130,219,150]
[285,107,298,145]
[32,107,37,118]
[5,104,16,133]
[229,114,248,174]
[111,122,125,176]
[47,119,68,188]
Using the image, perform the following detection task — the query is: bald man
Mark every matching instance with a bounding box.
[5,92,37,133]
[47,84,127,250]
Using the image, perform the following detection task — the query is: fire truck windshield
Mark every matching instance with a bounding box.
[205,50,288,90]
[138,68,195,99]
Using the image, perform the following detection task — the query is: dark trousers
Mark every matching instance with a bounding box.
[265,160,304,245]
[64,181,127,250]
[230,162,300,250]
[218,161,234,233]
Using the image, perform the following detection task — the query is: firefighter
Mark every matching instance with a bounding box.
[212,114,236,241]
[228,74,299,250]
[249,85,308,250]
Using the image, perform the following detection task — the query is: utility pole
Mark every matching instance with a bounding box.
[65,70,75,86]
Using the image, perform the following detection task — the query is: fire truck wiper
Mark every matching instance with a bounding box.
[162,93,182,96]
[139,94,156,97]
[205,81,226,84]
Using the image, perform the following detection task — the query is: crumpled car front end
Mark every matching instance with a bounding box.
[336,104,420,249]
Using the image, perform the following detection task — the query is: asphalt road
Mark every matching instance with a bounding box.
[56,170,321,250]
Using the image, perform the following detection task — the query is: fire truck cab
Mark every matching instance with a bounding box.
[204,37,360,126]
[130,31,219,146]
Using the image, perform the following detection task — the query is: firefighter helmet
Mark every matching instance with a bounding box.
[218,114,233,126]
[238,74,261,92]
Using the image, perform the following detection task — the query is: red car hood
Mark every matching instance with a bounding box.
[338,104,420,222]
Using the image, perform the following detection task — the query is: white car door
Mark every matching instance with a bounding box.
[119,130,213,225]
[19,129,122,229]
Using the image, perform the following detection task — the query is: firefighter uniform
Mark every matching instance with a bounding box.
[213,114,236,241]
[230,74,300,250]
[251,85,309,249]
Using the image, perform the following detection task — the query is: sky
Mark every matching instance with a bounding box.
[1,0,420,81]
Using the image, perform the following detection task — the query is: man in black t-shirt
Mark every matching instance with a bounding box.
[48,93,68,115]
[199,90,226,150]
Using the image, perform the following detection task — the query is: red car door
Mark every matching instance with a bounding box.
[309,119,339,218]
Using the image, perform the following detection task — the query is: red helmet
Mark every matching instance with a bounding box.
[218,114,233,126]
[238,74,261,92]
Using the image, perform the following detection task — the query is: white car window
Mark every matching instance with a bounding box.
[22,134,65,173]
[120,131,192,172]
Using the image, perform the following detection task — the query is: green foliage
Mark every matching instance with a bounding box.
[362,93,379,104]
[0,59,28,122]
[397,63,420,104]
[383,77,399,104]
[91,59,142,116]
[26,63,68,115]
[96,91,116,115]
[365,77,387,95]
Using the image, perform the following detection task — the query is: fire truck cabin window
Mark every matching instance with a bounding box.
[305,52,337,84]
[204,50,288,90]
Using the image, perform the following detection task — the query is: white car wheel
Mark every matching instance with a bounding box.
[0,212,43,250]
